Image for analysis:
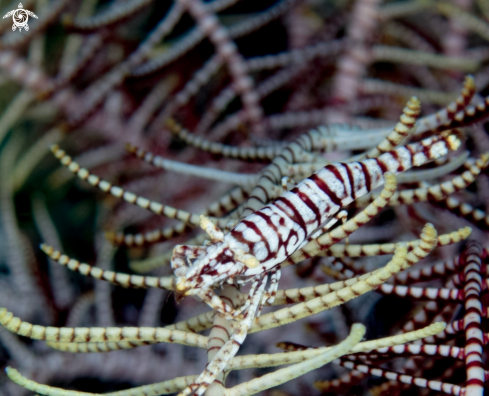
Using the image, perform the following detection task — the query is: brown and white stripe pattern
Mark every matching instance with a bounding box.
[337,359,463,395]
[415,75,476,135]
[235,133,460,276]
[461,242,485,395]
[353,152,489,208]
[433,196,489,231]
[392,256,459,284]
[377,284,463,302]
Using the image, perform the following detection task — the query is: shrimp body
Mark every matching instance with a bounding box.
[176,133,460,300]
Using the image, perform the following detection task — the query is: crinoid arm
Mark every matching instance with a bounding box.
[50,144,230,228]
[41,244,176,290]
[0,307,208,347]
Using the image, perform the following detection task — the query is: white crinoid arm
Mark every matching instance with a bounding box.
[3,10,14,18]
[26,10,37,18]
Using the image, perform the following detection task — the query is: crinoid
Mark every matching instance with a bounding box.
[1,0,489,395]
[2,91,489,394]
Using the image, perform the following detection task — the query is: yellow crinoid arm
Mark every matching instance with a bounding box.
[228,321,446,371]
[6,367,198,396]
[51,144,229,228]
[223,324,366,396]
[41,244,176,290]
[251,223,437,333]
[323,226,471,258]
[0,307,208,348]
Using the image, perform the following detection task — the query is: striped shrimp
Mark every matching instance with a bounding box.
[174,132,461,318]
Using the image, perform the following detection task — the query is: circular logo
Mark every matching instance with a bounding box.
[3,4,37,32]
[12,8,28,28]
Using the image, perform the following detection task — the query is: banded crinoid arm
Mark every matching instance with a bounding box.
[47,340,162,353]
[415,75,476,135]
[273,245,456,306]
[250,225,437,333]
[49,309,218,353]
[165,310,215,333]
[391,256,459,285]
[335,360,463,395]
[166,118,284,161]
[168,120,385,170]
[352,152,489,208]
[0,307,208,347]
[128,242,187,273]
[460,242,485,393]
[313,371,365,394]
[429,93,489,134]
[359,80,460,106]
[327,243,486,395]
[322,226,471,258]
[169,120,379,167]
[126,143,259,188]
[6,368,197,396]
[363,96,420,159]
[50,145,229,228]
[432,196,489,231]
[425,319,465,344]
[270,224,437,307]
[223,324,366,396]
[229,322,446,371]
[127,231,217,274]
[107,185,249,247]
[349,343,463,361]
[106,221,193,247]
[41,244,175,290]
[250,246,408,333]
[375,284,463,302]
[48,308,214,351]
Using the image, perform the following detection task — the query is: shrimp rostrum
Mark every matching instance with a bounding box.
[173,132,461,318]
